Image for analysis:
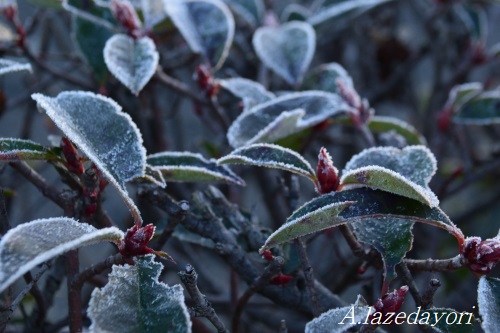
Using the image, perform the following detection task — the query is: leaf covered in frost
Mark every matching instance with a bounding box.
[367,116,427,145]
[253,21,315,86]
[223,0,263,26]
[447,82,483,111]
[227,91,353,148]
[103,34,159,95]
[218,77,275,110]
[164,0,235,70]
[141,0,167,29]
[422,308,476,333]
[0,0,15,9]
[63,0,116,30]
[478,276,500,333]
[32,91,146,223]
[137,164,166,188]
[0,138,55,161]
[88,255,191,333]
[305,301,371,333]
[302,62,353,94]
[0,217,123,293]
[218,143,317,183]
[147,151,245,186]
[308,0,394,26]
[0,59,31,76]
[453,91,500,125]
[261,188,455,251]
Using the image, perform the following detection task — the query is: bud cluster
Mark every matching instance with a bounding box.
[461,236,500,274]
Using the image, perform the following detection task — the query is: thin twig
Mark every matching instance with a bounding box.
[71,253,128,291]
[397,262,422,307]
[66,250,82,333]
[421,278,441,309]
[232,256,284,333]
[179,264,229,333]
[155,68,206,104]
[404,256,463,272]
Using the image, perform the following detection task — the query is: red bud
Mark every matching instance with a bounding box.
[195,64,220,98]
[271,273,293,286]
[261,250,273,261]
[462,236,500,274]
[316,147,339,194]
[369,286,409,324]
[437,107,453,132]
[61,137,84,175]
[119,224,156,257]
[110,0,142,38]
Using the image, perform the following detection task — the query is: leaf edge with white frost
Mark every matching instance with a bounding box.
[0,217,123,293]
[307,0,395,26]
[367,116,427,145]
[0,59,32,76]
[305,303,371,333]
[478,276,500,333]
[0,138,54,161]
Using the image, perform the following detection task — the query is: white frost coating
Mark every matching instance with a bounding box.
[340,165,440,208]
[478,277,500,333]
[142,165,167,188]
[103,34,159,95]
[0,217,123,293]
[0,138,47,160]
[0,0,15,9]
[448,82,483,109]
[218,77,275,110]
[32,91,147,223]
[0,59,31,76]
[253,21,316,85]
[217,143,316,178]
[88,255,192,333]
[62,0,115,30]
[223,0,264,26]
[164,0,235,70]
[308,0,394,25]
[305,304,371,333]
[142,0,167,29]
[369,115,427,145]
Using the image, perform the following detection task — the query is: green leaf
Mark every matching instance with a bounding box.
[0,59,31,76]
[367,116,427,145]
[218,143,317,183]
[448,83,483,111]
[217,77,275,110]
[479,276,500,333]
[302,62,354,94]
[453,91,500,124]
[223,0,264,26]
[0,217,123,293]
[0,138,55,161]
[227,91,353,148]
[164,0,235,70]
[422,308,477,333]
[308,0,395,26]
[260,188,456,251]
[253,21,315,86]
[88,255,191,333]
[63,0,116,30]
[103,34,159,95]
[147,151,245,186]
[137,165,167,188]
[32,91,147,224]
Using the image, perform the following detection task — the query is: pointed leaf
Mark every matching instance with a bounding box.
[0,59,31,76]
[137,165,167,188]
[308,0,395,26]
[0,138,55,161]
[302,62,353,94]
[447,82,483,111]
[453,91,500,125]
[227,91,354,148]
[164,0,235,70]
[223,0,263,26]
[218,143,317,183]
[63,0,116,30]
[261,188,457,251]
[103,34,159,95]
[253,21,315,86]
[218,77,275,110]
[367,116,427,145]
[88,255,191,333]
[422,308,477,333]
[0,217,123,293]
[32,91,146,224]
[305,303,371,333]
[479,276,500,333]
[147,151,245,186]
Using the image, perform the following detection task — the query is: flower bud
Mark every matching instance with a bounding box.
[119,224,156,257]
[110,0,142,38]
[270,273,293,286]
[61,137,84,175]
[374,286,409,314]
[316,147,339,194]
[462,236,500,274]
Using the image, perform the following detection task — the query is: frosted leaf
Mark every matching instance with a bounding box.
[453,91,500,125]
[88,255,191,333]
[62,0,116,30]
[0,0,15,9]
[367,116,427,145]
[218,77,275,110]
[95,0,142,7]
[0,138,54,161]
[308,0,395,26]
[302,62,353,94]
[0,217,123,293]
[141,0,167,29]
[340,166,439,207]
[218,143,317,183]
[479,276,500,333]
[32,91,147,224]
[103,34,159,95]
[260,188,453,251]
[253,21,315,86]
[164,0,235,70]
[0,59,31,76]
[421,308,477,333]
[147,151,245,186]
[223,0,263,27]
[137,165,166,188]
[305,303,371,333]
[281,4,311,22]
[227,91,354,148]
[447,82,483,111]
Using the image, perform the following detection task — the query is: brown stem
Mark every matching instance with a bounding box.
[404,256,463,272]
[155,68,206,104]
[71,253,127,291]
[66,250,82,333]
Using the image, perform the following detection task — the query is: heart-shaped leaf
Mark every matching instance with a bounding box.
[478,276,500,333]
[218,77,275,110]
[223,0,263,26]
[32,91,147,224]
[103,34,159,95]
[218,143,317,183]
[88,255,191,333]
[453,91,500,125]
[147,151,245,186]
[308,0,394,26]
[260,188,456,251]
[0,217,123,293]
[164,0,235,70]
[367,116,427,145]
[0,59,31,76]
[0,138,56,161]
[227,91,353,148]
[302,62,353,94]
[253,21,315,86]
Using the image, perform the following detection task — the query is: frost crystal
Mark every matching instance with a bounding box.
[0,58,32,76]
